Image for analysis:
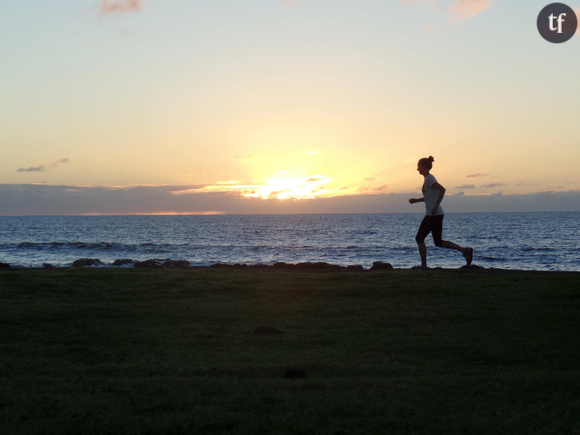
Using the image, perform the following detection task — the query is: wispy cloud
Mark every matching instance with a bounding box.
[363,177,376,182]
[17,166,45,173]
[233,154,256,163]
[466,172,489,178]
[456,184,476,189]
[99,0,144,16]
[446,0,492,22]
[405,0,493,22]
[481,183,505,188]
[357,184,388,193]
[16,158,69,173]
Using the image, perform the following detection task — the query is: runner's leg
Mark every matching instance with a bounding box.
[433,216,473,265]
[433,216,466,254]
[416,216,434,268]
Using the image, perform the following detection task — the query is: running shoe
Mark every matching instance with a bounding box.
[464,247,473,266]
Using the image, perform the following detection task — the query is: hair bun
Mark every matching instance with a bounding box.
[428,156,435,163]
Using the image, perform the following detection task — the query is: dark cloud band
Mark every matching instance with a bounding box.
[0,184,579,215]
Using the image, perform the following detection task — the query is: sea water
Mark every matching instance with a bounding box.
[0,213,578,271]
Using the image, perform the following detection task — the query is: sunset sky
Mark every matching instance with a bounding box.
[1,0,579,215]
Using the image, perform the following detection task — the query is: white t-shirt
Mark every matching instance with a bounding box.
[422,174,444,216]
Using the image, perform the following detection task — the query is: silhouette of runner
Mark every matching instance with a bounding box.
[408,156,473,269]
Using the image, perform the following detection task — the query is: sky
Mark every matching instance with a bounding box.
[0,0,579,215]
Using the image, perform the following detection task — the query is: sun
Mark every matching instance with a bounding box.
[243,175,331,199]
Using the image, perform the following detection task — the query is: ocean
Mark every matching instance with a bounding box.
[0,213,578,271]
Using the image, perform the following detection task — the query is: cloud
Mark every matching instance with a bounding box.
[16,158,69,173]
[99,0,144,16]
[356,184,388,192]
[212,176,331,200]
[17,166,46,173]
[481,183,505,188]
[405,0,492,22]
[363,177,376,182]
[267,189,291,198]
[456,184,476,189]
[233,154,256,163]
[446,0,492,22]
[1,184,580,215]
[466,173,489,178]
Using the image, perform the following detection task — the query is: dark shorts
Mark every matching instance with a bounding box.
[416,215,444,247]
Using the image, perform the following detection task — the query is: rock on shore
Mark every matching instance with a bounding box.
[112,259,134,267]
[369,262,394,271]
[134,259,190,268]
[72,258,104,268]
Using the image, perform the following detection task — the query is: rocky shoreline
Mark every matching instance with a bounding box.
[38,258,395,272]
[1,258,579,274]
[0,257,411,271]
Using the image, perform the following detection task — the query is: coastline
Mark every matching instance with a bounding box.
[2,212,579,271]
[1,259,579,275]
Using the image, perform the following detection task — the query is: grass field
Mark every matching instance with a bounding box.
[1,268,579,434]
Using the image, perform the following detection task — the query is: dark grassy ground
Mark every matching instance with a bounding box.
[1,268,579,434]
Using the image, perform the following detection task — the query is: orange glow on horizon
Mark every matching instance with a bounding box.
[78,211,226,216]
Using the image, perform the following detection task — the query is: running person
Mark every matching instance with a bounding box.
[408,156,473,269]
